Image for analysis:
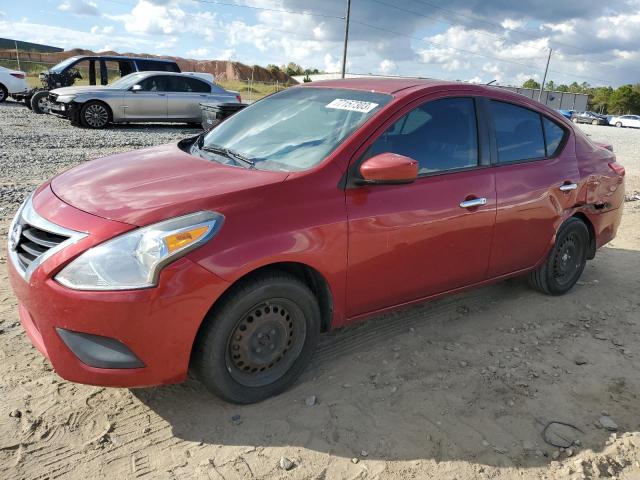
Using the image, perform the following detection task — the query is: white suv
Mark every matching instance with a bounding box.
[0,66,29,102]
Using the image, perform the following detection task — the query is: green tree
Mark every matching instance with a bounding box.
[522,78,540,89]
[283,62,304,76]
[266,64,280,72]
[545,80,555,91]
[588,86,613,114]
[556,84,570,92]
[609,84,640,114]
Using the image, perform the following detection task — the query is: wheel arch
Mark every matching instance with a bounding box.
[571,211,597,259]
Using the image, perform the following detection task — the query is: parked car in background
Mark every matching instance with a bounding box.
[8,79,625,403]
[0,66,29,103]
[570,111,608,125]
[609,115,640,128]
[47,71,241,128]
[12,55,181,114]
[200,102,248,131]
[557,109,575,119]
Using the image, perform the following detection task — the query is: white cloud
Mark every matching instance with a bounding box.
[186,47,209,59]
[58,0,99,16]
[379,59,397,74]
[501,19,524,30]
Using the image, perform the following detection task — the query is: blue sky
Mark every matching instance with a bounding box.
[1,0,640,86]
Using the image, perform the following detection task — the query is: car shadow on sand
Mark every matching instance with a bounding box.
[132,246,640,468]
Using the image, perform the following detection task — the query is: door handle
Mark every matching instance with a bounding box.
[559,183,578,192]
[459,197,487,209]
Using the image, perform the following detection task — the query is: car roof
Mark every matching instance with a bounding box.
[301,77,454,96]
[67,55,176,63]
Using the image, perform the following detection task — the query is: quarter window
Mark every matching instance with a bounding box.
[490,101,546,163]
[542,117,566,157]
[364,97,479,174]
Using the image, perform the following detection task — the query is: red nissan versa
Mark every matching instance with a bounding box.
[8,79,625,403]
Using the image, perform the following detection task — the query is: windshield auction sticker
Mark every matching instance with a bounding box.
[326,99,379,113]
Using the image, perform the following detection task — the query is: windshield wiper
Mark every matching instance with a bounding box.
[201,144,255,168]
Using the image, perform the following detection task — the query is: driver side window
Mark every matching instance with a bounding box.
[363,97,479,175]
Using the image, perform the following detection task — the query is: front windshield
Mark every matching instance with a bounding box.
[108,72,146,89]
[50,56,80,73]
[197,87,391,172]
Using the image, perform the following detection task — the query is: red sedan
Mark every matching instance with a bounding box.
[8,78,625,403]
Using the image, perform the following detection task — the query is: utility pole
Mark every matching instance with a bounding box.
[15,40,21,71]
[341,0,351,78]
[538,48,552,103]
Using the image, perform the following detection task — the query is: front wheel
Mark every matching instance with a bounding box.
[0,84,7,103]
[615,122,622,128]
[30,91,49,113]
[192,271,320,404]
[572,117,579,123]
[528,217,589,295]
[591,119,599,125]
[80,101,111,128]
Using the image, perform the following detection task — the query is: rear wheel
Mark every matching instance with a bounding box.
[80,101,111,129]
[30,91,49,113]
[0,84,7,103]
[591,119,599,125]
[572,117,579,123]
[615,122,623,128]
[528,217,589,295]
[193,271,320,404]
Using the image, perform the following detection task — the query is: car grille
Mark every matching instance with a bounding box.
[14,225,69,271]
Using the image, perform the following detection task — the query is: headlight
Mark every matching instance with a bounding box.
[55,95,76,103]
[55,211,223,291]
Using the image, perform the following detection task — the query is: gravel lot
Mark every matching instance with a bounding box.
[1,99,640,480]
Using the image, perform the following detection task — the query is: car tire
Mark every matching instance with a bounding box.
[24,97,32,109]
[591,119,599,125]
[0,84,7,103]
[615,122,622,128]
[192,270,321,404]
[572,117,579,123]
[528,217,589,296]
[79,101,111,129]
[30,91,49,114]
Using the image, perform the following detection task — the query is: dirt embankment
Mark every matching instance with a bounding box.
[0,48,298,84]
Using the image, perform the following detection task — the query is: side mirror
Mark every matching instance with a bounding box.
[131,84,142,92]
[357,152,419,185]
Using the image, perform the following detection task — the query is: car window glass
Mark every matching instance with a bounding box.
[363,97,479,175]
[542,117,566,156]
[135,60,179,72]
[490,101,545,163]
[138,75,169,92]
[168,77,210,93]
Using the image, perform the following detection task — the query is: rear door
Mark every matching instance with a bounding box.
[167,77,211,121]
[346,95,496,317]
[123,74,169,120]
[486,100,580,277]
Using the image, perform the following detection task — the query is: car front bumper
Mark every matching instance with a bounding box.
[7,186,231,387]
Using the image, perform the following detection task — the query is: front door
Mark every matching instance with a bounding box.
[124,74,169,120]
[346,96,496,317]
[486,100,580,277]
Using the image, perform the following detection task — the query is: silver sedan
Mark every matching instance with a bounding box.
[47,71,241,129]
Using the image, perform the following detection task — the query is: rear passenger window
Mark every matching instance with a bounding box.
[542,117,566,156]
[490,101,545,163]
[364,97,479,175]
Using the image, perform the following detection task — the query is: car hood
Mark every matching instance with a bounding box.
[50,85,111,96]
[50,142,289,226]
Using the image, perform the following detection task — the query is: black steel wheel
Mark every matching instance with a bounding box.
[0,84,7,103]
[80,101,111,129]
[193,271,320,404]
[529,217,589,295]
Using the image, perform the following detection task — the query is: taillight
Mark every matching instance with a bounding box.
[10,73,25,79]
[236,94,242,103]
[608,162,625,176]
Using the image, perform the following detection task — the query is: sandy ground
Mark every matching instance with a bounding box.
[0,102,639,480]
